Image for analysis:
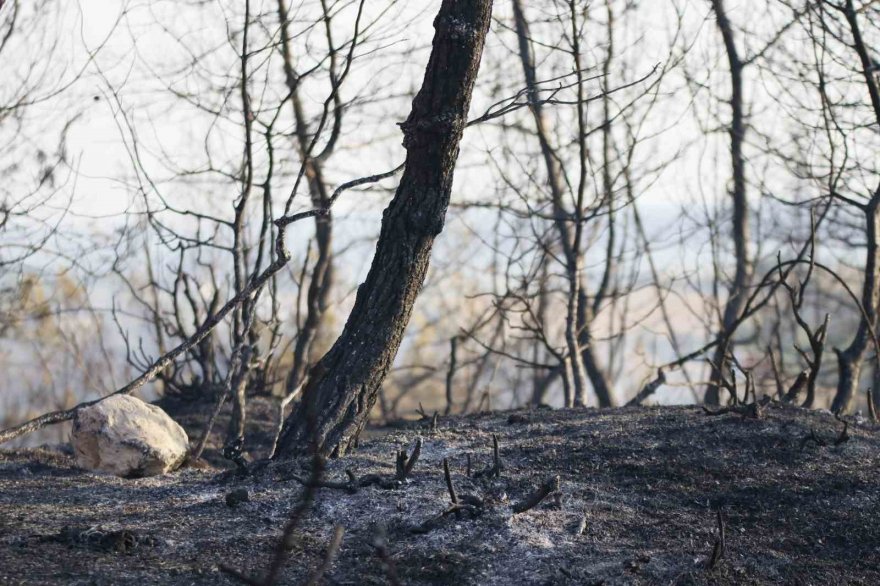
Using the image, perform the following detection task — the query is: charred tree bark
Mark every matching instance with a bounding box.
[832,203,879,413]
[830,0,880,414]
[277,0,335,397]
[530,262,551,406]
[227,0,255,443]
[282,111,335,398]
[274,0,494,458]
[444,336,459,416]
[576,289,614,406]
[705,0,752,405]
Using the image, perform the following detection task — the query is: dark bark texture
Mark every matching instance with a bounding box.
[832,195,880,413]
[830,0,880,414]
[274,0,494,458]
[705,0,751,405]
[277,0,336,397]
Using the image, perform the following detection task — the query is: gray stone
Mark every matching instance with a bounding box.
[71,395,189,477]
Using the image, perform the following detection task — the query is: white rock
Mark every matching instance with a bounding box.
[71,395,189,477]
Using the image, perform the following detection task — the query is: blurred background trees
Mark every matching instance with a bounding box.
[3,0,879,453]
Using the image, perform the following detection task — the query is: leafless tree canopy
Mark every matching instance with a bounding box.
[2,0,880,455]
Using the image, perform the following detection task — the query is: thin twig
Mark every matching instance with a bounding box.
[706,508,726,570]
[834,416,850,446]
[303,525,345,586]
[868,389,878,422]
[768,345,784,400]
[799,429,827,450]
[402,437,422,479]
[512,476,560,514]
[443,458,458,505]
[492,434,501,478]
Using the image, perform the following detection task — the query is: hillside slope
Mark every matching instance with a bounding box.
[1,404,878,585]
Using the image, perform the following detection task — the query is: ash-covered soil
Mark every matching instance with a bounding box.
[1,404,879,585]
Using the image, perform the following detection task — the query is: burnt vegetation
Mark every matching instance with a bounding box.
[1,0,880,584]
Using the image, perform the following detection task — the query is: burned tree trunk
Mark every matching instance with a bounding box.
[830,0,880,414]
[277,0,336,398]
[705,0,752,405]
[274,0,494,458]
[832,198,879,413]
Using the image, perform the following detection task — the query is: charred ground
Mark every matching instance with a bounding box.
[1,404,878,585]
